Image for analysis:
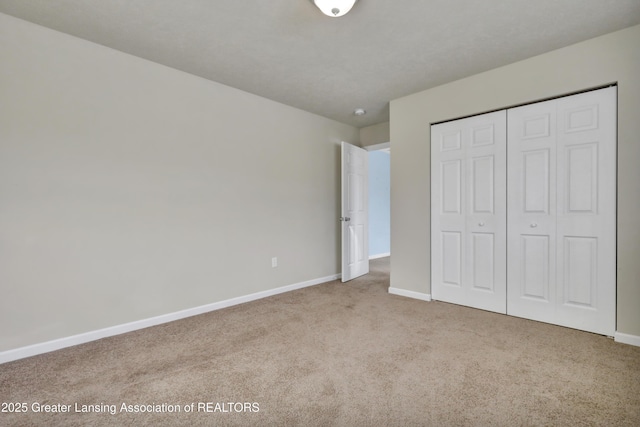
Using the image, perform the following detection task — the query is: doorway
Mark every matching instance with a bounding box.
[367,142,390,260]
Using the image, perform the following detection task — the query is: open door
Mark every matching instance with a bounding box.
[341,141,369,282]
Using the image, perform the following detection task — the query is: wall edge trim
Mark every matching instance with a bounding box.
[0,273,341,364]
[388,287,432,301]
[614,331,640,347]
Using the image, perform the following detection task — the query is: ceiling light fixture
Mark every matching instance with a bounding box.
[313,0,358,17]
[354,108,366,116]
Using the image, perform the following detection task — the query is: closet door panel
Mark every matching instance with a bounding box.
[470,232,495,291]
[508,87,616,335]
[555,87,616,335]
[521,234,550,301]
[441,231,462,286]
[441,160,462,214]
[471,155,495,214]
[465,113,506,313]
[507,99,558,322]
[432,124,466,301]
[432,111,506,314]
[522,149,550,214]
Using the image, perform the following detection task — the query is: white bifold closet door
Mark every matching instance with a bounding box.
[431,111,507,314]
[431,87,616,336]
[507,87,616,336]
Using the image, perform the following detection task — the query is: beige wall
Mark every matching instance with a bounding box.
[0,13,358,352]
[360,121,390,148]
[391,24,640,337]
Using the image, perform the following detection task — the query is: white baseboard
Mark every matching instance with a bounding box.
[388,287,432,301]
[614,332,640,347]
[0,273,341,365]
[369,252,390,260]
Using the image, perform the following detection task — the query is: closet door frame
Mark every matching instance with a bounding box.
[430,86,617,336]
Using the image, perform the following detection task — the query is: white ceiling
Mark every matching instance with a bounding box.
[1,0,639,128]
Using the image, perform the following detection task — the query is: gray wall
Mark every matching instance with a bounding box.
[360,122,390,148]
[0,13,358,352]
[390,24,640,337]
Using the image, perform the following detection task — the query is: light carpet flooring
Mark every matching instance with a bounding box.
[1,257,639,426]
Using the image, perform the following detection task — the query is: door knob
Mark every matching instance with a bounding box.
[340,217,351,222]
[478,222,485,227]
[530,223,538,228]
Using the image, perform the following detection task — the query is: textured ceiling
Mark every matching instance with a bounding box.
[1,0,639,128]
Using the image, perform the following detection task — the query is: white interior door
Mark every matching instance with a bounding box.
[341,141,369,282]
[507,87,616,335]
[431,111,507,313]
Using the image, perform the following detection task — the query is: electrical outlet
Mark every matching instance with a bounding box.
[271,257,278,268]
